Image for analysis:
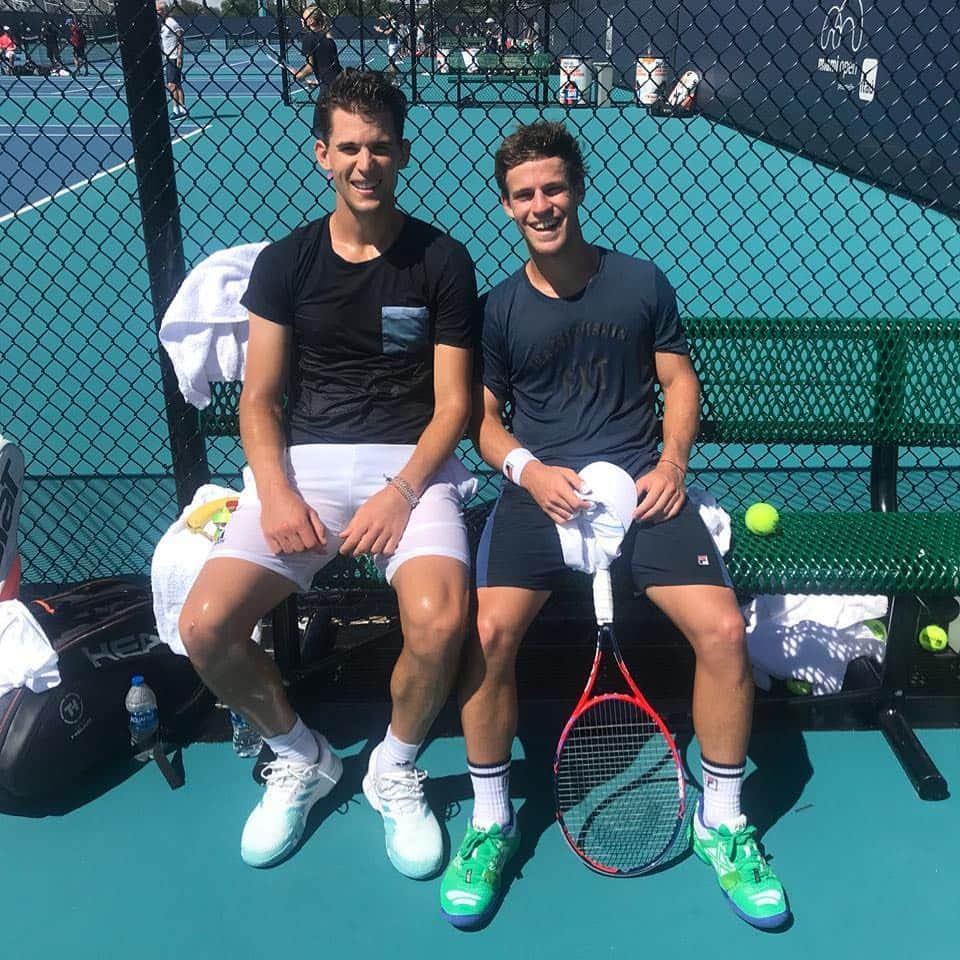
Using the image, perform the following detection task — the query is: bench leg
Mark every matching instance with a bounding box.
[878,594,949,800]
[271,596,301,676]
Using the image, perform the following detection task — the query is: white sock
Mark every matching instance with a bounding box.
[265,716,320,765]
[700,756,746,827]
[469,757,512,830]
[375,725,420,776]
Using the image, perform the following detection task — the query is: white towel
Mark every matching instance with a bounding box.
[159,242,268,409]
[743,594,888,694]
[151,484,255,657]
[0,600,60,697]
[686,485,731,556]
[744,593,888,632]
[556,462,638,574]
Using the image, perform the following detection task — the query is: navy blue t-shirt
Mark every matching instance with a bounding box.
[481,249,688,478]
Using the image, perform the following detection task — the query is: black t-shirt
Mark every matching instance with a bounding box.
[241,215,479,446]
[301,32,341,85]
[481,250,689,477]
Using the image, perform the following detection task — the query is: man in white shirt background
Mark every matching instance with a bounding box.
[156,0,187,117]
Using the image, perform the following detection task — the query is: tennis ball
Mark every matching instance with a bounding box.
[918,625,948,652]
[745,502,780,535]
[785,678,812,696]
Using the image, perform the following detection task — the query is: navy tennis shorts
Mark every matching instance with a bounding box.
[476,483,733,592]
[164,60,182,85]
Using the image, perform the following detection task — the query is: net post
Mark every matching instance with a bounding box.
[277,0,291,107]
[114,0,210,510]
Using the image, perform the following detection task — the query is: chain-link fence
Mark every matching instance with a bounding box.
[0,0,958,586]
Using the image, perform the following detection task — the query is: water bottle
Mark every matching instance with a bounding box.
[125,675,159,762]
[230,710,263,758]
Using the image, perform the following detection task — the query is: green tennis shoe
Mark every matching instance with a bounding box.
[439,819,520,930]
[692,800,790,929]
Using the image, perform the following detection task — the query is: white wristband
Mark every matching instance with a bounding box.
[502,447,538,486]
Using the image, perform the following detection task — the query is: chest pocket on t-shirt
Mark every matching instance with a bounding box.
[382,306,430,356]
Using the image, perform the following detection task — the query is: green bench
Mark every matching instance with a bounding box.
[442,50,554,104]
[198,315,960,796]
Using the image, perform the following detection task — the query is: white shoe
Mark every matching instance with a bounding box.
[362,744,442,879]
[240,733,342,867]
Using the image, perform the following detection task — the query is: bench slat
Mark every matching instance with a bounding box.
[727,511,960,595]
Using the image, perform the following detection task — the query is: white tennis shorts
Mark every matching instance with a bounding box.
[210,444,478,590]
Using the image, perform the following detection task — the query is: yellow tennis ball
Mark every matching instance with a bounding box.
[785,678,812,696]
[745,502,780,535]
[918,625,948,652]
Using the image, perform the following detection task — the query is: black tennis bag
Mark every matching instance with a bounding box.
[0,577,213,799]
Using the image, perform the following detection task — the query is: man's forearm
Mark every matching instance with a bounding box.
[659,380,700,471]
[240,398,292,494]
[474,411,522,474]
[396,403,470,495]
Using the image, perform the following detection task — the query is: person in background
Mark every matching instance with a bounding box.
[0,26,15,76]
[293,6,342,137]
[40,19,63,72]
[68,19,87,75]
[374,10,401,72]
[155,1,187,118]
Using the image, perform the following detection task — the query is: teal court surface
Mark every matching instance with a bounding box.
[0,700,958,958]
[1,36,959,960]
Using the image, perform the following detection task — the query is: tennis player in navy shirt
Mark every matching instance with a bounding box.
[439,121,790,931]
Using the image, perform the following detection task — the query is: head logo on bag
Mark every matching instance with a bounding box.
[83,632,164,669]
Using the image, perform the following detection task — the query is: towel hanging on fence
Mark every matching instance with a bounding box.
[159,242,267,409]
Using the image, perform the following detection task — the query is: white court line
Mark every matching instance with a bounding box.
[0,123,210,225]
[4,133,129,139]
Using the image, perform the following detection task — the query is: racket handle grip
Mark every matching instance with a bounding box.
[593,568,614,625]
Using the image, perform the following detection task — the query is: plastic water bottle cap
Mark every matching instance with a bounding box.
[131,675,145,686]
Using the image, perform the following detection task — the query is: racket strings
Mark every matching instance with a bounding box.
[555,698,681,872]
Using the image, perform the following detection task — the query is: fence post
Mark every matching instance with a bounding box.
[114,0,210,509]
[277,0,291,107]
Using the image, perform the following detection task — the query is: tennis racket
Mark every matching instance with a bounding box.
[553,567,686,876]
[260,43,298,79]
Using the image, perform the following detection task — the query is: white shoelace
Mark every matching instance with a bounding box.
[260,759,330,807]
[375,767,429,816]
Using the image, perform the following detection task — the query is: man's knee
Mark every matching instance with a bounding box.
[474,608,525,674]
[400,585,468,659]
[178,593,254,671]
[691,609,747,668]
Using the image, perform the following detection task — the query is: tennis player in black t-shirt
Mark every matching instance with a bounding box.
[293,7,342,136]
[439,122,789,930]
[179,71,479,878]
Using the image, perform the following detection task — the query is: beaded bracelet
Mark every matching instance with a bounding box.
[385,475,420,509]
[659,458,687,478]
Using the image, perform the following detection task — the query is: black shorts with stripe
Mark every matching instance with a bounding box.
[164,60,182,85]
[476,483,732,592]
